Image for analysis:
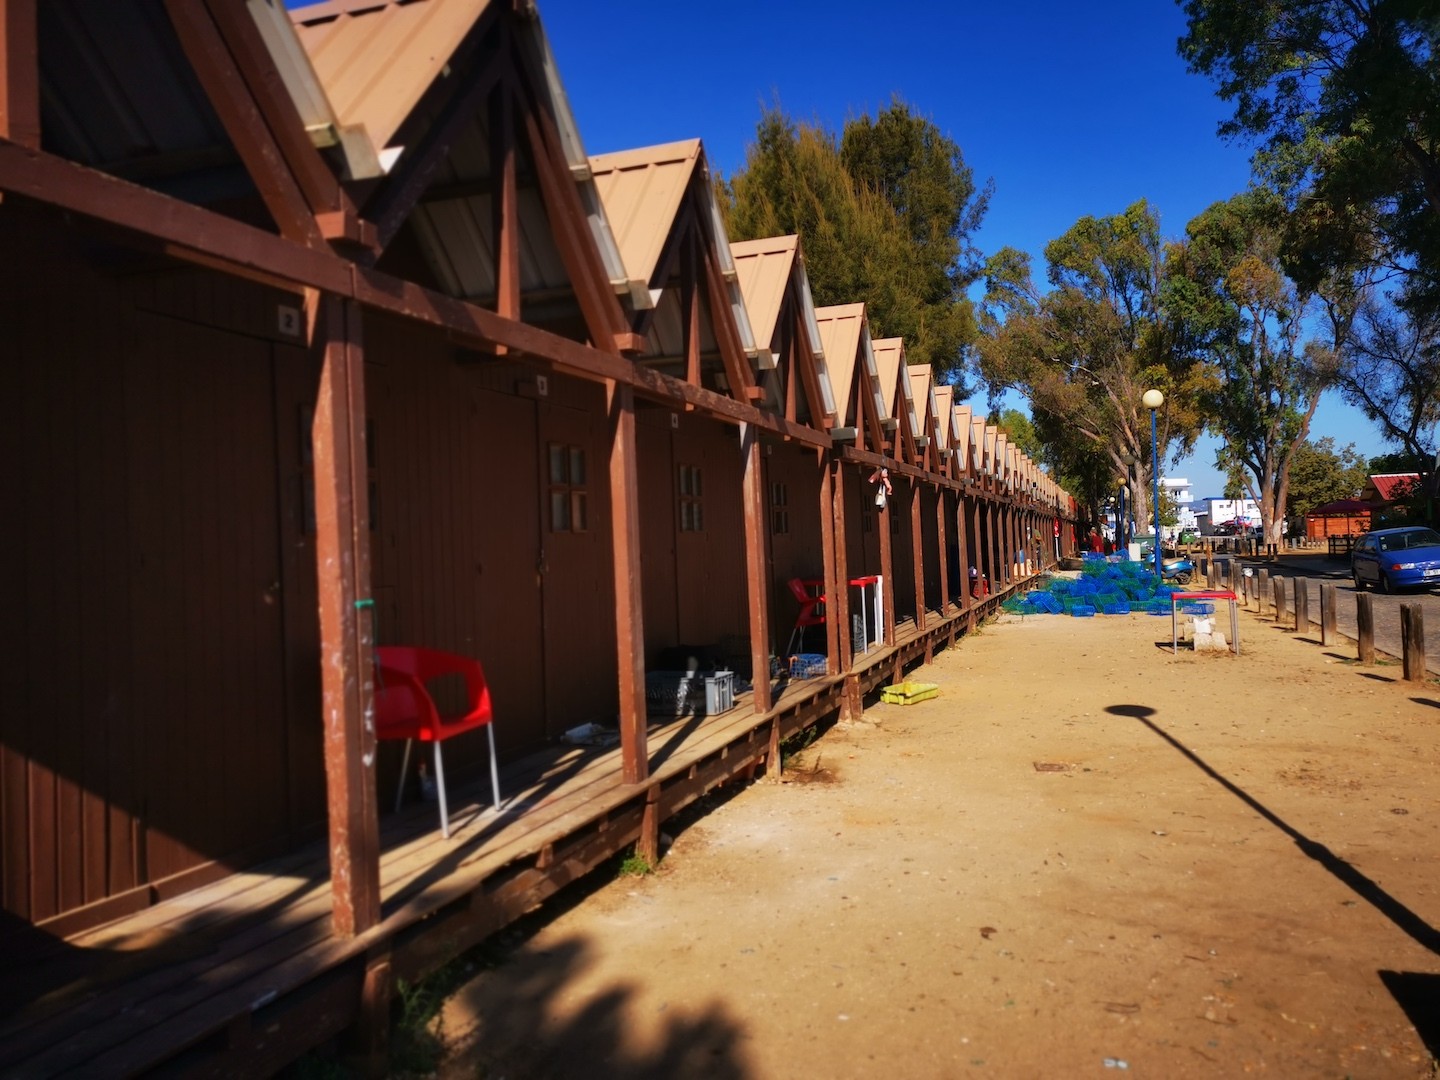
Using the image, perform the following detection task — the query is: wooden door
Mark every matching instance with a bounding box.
[537,395,616,734]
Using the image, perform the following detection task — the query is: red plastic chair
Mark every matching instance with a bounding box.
[374,646,501,839]
[785,577,826,656]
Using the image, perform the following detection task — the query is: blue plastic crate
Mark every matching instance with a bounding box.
[1179,601,1214,615]
[1071,605,1096,617]
[788,653,828,678]
[1102,601,1131,615]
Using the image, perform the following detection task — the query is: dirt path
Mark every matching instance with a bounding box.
[431,607,1440,1079]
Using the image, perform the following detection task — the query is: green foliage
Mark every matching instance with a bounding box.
[1166,189,1335,543]
[977,201,1208,528]
[1285,437,1370,522]
[723,101,988,388]
[990,408,1043,462]
[1178,0,1440,314]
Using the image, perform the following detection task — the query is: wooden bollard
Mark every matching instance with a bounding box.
[1273,577,1287,627]
[1320,583,1337,646]
[1357,593,1375,664]
[1293,580,1310,636]
[1401,604,1428,683]
[1256,569,1270,613]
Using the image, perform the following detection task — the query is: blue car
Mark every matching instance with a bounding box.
[1351,526,1440,593]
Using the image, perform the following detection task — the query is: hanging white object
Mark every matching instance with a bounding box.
[875,487,887,509]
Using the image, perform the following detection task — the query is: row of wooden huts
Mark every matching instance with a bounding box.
[0,0,1077,1070]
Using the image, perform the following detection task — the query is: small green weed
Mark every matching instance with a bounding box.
[617,850,653,877]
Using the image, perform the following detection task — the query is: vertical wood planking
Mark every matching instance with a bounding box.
[830,458,852,675]
[0,0,39,148]
[819,451,841,673]
[878,485,895,644]
[910,482,925,630]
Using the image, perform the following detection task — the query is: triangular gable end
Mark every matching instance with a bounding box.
[290,0,640,353]
[590,140,762,402]
[731,234,836,429]
[816,304,886,452]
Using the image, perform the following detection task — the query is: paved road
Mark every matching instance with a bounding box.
[1208,555,1440,676]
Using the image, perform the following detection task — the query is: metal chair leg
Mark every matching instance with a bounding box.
[433,741,450,839]
[486,724,502,811]
[395,738,413,814]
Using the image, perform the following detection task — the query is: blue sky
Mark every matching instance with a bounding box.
[530,0,1393,500]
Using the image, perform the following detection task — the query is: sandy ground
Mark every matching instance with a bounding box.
[429,604,1440,1079]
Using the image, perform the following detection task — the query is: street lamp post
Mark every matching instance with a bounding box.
[1143,389,1164,579]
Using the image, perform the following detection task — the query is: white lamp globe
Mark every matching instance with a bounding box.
[1142,389,1164,409]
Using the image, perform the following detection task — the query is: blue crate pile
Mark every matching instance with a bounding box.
[1003,554,1185,619]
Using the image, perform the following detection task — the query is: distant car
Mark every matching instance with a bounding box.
[1351,526,1440,593]
[1212,521,1241,536]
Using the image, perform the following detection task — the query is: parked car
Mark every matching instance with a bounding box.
[1350,526,1440,593]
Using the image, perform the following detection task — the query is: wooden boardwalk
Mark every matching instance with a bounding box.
[0,587,1025,1076]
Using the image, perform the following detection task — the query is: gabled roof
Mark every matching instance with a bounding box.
[872,338,923,446]
[1362,473,1421,502]
[730,235,796,365]
[954,405,974,474]
[590,140,701,293]
[590,139,757,357]
[730,235,837,425]
[290,0,640,306]
[814,304,866,426]
[933,386,953,452]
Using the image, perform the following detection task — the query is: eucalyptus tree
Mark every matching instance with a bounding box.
[1179,0,1440,314]
[978,201,1207,529]
[1166,190,1349,548]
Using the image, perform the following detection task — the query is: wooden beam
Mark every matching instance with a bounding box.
[698,217,757,403]
[313,295,381,938]
[741,424,773,713]
[365,23,505,253]
[0,141,832,450]
[0,0,38,149]
[956,494,973,613]
[819,449,841,672]
[910,481,925,630]
[682,230,700,388]
[164,0,326,248]
[607,380,648,784]
[829,456,852,675]
[517,76,629,354]
[201,0,350,218]
[879,482,895,645]
[490,79,520,323]
[936,489,950,614]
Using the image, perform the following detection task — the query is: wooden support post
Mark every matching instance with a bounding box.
[1357,593,1375,664]
[879,483,896,645]
[0,0,40,149]
[343,946,393,1075]
[314,296,380,938]
[1273,577,1286,629]
[1401,604,1428,683]
[637,784,661,865]
[936,489,950,616]
[989,503,1002,593]
[820,451,844,675]
[489,79,520,323]
[741,424,773,713]
[607,381,648,784]
[911,481,926,630]
[1256,570,1269,614]
[1294,579,1310,636]
[767,715,782,779]
[956,495,972,616]
[831,458,852,675]
[1320,583,1338,646]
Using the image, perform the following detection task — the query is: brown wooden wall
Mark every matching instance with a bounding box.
[0,211,326,932]
[843,468,882,580]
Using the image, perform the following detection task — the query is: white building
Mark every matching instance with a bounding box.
[1161,477,1198,538]
[1196,496,1260,533]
